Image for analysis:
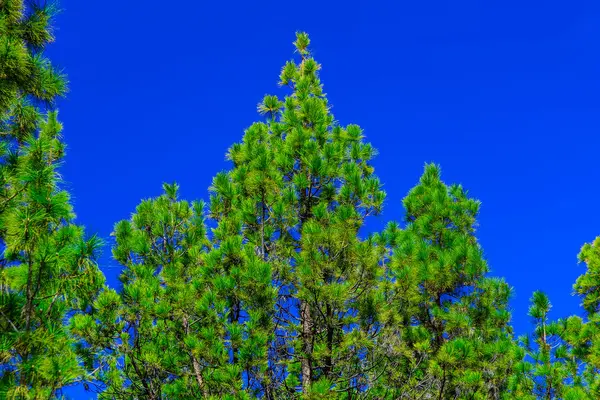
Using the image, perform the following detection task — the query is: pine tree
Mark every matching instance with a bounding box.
[0,1,104,398]
[206,32,385,398]
[271,33,385,398]
[206,141,278,397]
[70,184,237,399]
[510,291,591,400]
[506,238,600,400]
[575,237,600,319]
[571,237,600,396]
[374,164,516,399]
[4,0,600,395]
[0,0,66,115]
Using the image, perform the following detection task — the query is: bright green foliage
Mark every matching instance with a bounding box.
[373,164,516,399]
[505,238,600,400]
[576,238,600,316]
[70,184,235,399]
[206,156,278,396]
[7,7,600,397]
[265,33,385,398]
[572,238,600,395]
[0,1,104,398]
[0,112,105,398]
[0,0,67,120]
[508,292,592,399]
[206,32,385,398]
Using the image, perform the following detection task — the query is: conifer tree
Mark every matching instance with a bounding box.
[206,32,385,398]
[571,238,600,395]
[70,184,235,399]
[0,1,105,398]
[207,149,278,397]
[374,164,516,399]
[502,238,600,400]
[506,238,600,400]
[0,0,66,115]
[269,33,385,398]
[12,10,600,396]
[509,291,591,400]
[575,237,600,320]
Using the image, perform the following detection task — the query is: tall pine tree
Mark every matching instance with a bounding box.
[207,32,385,398]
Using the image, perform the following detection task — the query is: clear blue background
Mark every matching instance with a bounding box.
[46,1,600,398]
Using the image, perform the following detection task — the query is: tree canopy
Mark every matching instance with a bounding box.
[1,2,599,399]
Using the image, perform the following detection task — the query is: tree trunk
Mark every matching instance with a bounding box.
[323,301,334,378]
[183,316,208,397]
[301,299,313,392]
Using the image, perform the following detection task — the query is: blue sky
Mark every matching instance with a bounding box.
[46,1,600,397]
